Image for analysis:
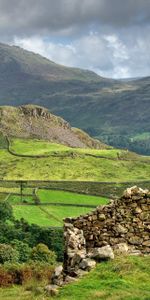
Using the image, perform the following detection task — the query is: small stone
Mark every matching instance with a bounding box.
[135,207,142,214]
[75,269,88,277]
[142,240,150,247]
[116,224,128,234]
[128,249,142,256]
[114,243,129,254]
[128,236,142,245]
[53,265,63,277]
[64,276,78,284]
[79,258,96,271]
[98,214,106,221]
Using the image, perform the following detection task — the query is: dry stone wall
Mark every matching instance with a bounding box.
[64,186,150,276]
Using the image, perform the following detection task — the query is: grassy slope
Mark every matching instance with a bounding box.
[0,256,149,300]
[53,256,150,300]
[0,149,149,181]
[0,138,150,181]
[12,203,99,227]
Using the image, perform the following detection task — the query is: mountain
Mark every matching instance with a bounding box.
[0,105,106,149]
[0,43,150,155]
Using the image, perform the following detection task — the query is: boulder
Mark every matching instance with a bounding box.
[88,245,114,260]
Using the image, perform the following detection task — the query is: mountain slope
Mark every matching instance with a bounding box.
[0,43,150,154]
[0,105,106,149]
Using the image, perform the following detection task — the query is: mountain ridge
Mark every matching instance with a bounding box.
[0,43,150,154]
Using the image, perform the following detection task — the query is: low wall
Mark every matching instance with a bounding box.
[64,186,150,276]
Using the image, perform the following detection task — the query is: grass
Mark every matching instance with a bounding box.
[43,205,93,222]
[9,190,108,227]
[12,205,59,227]
[52,256,150,300]
[0,187,33,194]
[0,145,150,181]
[0,256,149,300]
[12,204,94,227]
[10,138,122,158]
[37,189,108,206]
[0,193,8,202]
[10,139,70,156]
[7,194,34,204]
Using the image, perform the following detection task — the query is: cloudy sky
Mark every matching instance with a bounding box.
[1,0,150,78]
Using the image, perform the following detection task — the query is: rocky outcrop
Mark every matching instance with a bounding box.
[0,105,106,149]
[63,186,150,277]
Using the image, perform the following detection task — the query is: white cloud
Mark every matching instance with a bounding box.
[13,27,150,79]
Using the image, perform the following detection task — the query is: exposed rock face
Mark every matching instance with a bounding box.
[64,186,150,276]
[0,105,106,149]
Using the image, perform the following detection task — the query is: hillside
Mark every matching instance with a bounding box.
[0,105,106,149]
[0,43,150,154]
[0,256,150,299]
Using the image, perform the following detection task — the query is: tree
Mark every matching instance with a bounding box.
[0,202,13,222]
[10,240,31,263]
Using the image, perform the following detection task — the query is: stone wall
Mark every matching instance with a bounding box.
[64,186,150,276]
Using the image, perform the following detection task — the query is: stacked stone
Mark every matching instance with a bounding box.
[64,186,150,277]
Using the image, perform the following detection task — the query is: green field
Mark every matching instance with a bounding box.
[7,190,108,227]
[0,256,149,300]
[13,205,93,227]
[37,189,108,206]
[8,195,34,204]
[0,138,150,181]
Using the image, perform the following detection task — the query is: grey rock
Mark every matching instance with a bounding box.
[79,258,96,271]
[89,245,114,260]
[114,243,129,254]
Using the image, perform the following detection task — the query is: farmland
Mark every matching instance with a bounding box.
[0,189,108,227]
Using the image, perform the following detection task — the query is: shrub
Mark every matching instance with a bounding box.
[0,262,54,287]
[30,243,56,265]
[0,244,19,264]
[0,266,13,287]
[10,240,32,262]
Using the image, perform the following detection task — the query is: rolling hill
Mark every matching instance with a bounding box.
[0,43,150,154]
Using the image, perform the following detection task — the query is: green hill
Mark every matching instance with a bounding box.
[0,43,150,154]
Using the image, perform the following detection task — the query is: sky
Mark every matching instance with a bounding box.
[1,0,150,78]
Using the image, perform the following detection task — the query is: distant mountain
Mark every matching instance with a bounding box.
[0,105,106,149]
[0,43,150,155]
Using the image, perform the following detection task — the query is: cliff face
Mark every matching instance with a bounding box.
[0,105,106,149]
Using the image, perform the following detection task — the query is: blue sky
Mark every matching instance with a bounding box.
[1,0,150,78]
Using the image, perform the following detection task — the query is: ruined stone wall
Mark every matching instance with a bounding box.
[64,186,150,276]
